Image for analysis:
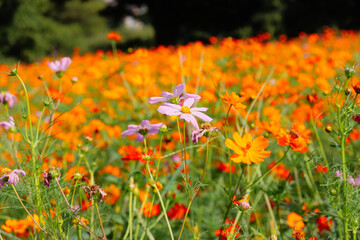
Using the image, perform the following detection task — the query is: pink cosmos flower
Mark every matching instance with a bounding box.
[121,120,163,142]
[149,84,200,104]
[157,98,212,130]
[191,123,219,144]
[0,169,26,189]
[0,116,15,130]
[336,170,360,186]
[0,91,17,109]
[47,57,72,74]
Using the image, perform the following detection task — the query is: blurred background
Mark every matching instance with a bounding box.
[1,0,360,63]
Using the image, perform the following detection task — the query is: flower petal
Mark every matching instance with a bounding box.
[149,97,168,104]
[136,133,144,142]
[183,98,195,108]
[191,111,213,122]
[173,84,185,97]
[157,105,181,116]
[121,129,139,136]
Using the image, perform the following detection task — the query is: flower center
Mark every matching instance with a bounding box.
[169,97,180,104]
[0,168,12,175]
[241,143,252,155]
[139,128,149,136]
[181,106,191,114]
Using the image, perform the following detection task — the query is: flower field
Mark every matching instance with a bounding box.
[1,28,360,239]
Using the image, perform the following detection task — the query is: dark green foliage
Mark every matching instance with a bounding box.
[0,0,107,63]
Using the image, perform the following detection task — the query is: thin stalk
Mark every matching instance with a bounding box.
[245,147,290,192]
[55,179,104,239]
[224,104,233,187]
[229,211,242,239]
[276,201,282,239]
[178,137,210,240]
[178,199,193,240]
[11,185,55,239]
[154,134,163,181]
[35,107,46,144]
[353,228,357,240]
[15,73,43,229]
[310,112,329,166]
[134,187,149,240]
[218,168,244,240]
[146,164,174,240]
[183,120,189,184]
[95,203,107,240]
[129,191,133,240]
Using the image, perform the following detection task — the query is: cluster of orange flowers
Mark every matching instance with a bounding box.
[1,28,360,239]
[1,215,40,238]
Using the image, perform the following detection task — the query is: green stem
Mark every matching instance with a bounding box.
[178,199,192,240]
[218,168,243,240]
[15,73,43,231]
[129,191,133,240]
[146,164,174,240]
[245,147,290,192]
[182,120,189,184]
[55,179,103,239]
[353,228,357,240]
[11,185,55,239]
[154,135,163,181]
[310,113,329,166]
[95,203,107,240]
[229,211,242,240]
[224,104,233,187]
[35,107,46,144]
[178,137,210,240]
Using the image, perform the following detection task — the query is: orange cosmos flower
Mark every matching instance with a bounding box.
[287,212,305,229]
[142,202,160,218]
[167,203,187,220]
[225,132,271,164]
[277,124,311,153]
[107,31,122,42]
[352,77,360,94]
[220,91,247,110]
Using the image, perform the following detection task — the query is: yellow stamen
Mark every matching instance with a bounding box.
[1,168,12,175]
[181,106,191,113]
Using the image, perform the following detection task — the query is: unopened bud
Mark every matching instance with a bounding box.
[345,67,356,79]
[345,88,352,96]
[239,201,250,211]
[71,77,78,84]
[325,125,332,133]
[330,188,337,196]
[73,172,82,180]
[160,124,167,133]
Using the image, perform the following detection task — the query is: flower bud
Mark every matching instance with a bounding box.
[71,77,78,84]
[159,124,168,133]
[345,67,356,79]
[239,201,250,211]
[73,172,83,180]
[324,125,332,133]
[8,68,17,76]
[345,88,352,96]
[330,188,337,196]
